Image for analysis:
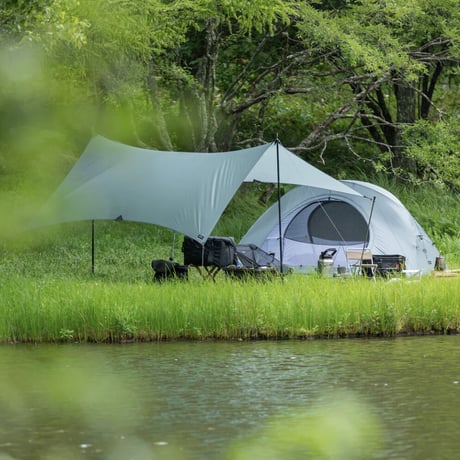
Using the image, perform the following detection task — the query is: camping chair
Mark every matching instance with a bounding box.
[222,243,281,279]
[345,248,378,280]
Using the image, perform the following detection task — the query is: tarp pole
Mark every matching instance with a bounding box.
[91,219,95,274]
[276,138,284,275]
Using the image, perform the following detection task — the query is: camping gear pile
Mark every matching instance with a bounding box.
[151,237,282,282]
[182,236,237,280]
[373,254,406,277]
[223,243,281,279]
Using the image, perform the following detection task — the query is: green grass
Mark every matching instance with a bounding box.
[0,177,459,343]
[1,274,460,343]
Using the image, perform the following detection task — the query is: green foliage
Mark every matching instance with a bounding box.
[402,119,460,189]
[1,0,460,194]
[228,393,383,460]
[219,0,295,34]
[292,0,460,176]
[0,349,157,457]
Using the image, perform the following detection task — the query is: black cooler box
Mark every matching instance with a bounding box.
[373,254,406,277]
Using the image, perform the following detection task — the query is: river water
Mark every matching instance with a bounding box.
[1,336,460,459]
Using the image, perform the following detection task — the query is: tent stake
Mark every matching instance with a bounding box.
[276,138,284,275]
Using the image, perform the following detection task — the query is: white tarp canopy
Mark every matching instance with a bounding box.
[36,135,361,242]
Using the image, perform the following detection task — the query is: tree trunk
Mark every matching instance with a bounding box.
[146,59,173,151]
[196,17,220,152]
[258,183,276,205]
[392,78,417,173]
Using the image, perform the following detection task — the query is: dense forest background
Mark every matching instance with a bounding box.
[1,0,459,194]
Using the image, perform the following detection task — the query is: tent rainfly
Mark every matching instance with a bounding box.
[35,135,361,243]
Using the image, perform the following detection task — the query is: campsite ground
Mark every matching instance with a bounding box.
[0,178,459,343]
[0,178,460,342]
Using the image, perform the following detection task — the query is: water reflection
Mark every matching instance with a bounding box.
[1,336,460,459]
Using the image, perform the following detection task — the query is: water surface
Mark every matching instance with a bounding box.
[1,336,460,459]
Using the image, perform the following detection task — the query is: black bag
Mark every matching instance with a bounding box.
[151,259,188,282]
[182,236,237,268]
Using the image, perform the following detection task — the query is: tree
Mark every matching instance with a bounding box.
[293,0,460,179]
[1,0,460,189]
[1,0,299,152]
[402,119,460,190]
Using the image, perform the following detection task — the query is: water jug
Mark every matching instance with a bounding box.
[318,248,337,277]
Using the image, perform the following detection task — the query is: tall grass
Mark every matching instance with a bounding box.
[1,274,460,343]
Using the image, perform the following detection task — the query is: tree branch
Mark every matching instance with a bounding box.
[297,72,391,150]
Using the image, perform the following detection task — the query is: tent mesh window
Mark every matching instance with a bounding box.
[284,200,369,245]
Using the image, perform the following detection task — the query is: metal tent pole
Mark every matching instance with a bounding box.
[276,138,284,275]
[361,196,376,257]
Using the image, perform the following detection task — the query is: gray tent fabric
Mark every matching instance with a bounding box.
[240,180,438,274]
[36,136,360,242]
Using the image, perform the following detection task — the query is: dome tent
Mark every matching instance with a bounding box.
[240,180,438,275]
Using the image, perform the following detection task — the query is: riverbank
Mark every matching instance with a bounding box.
[1,274,459,343]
